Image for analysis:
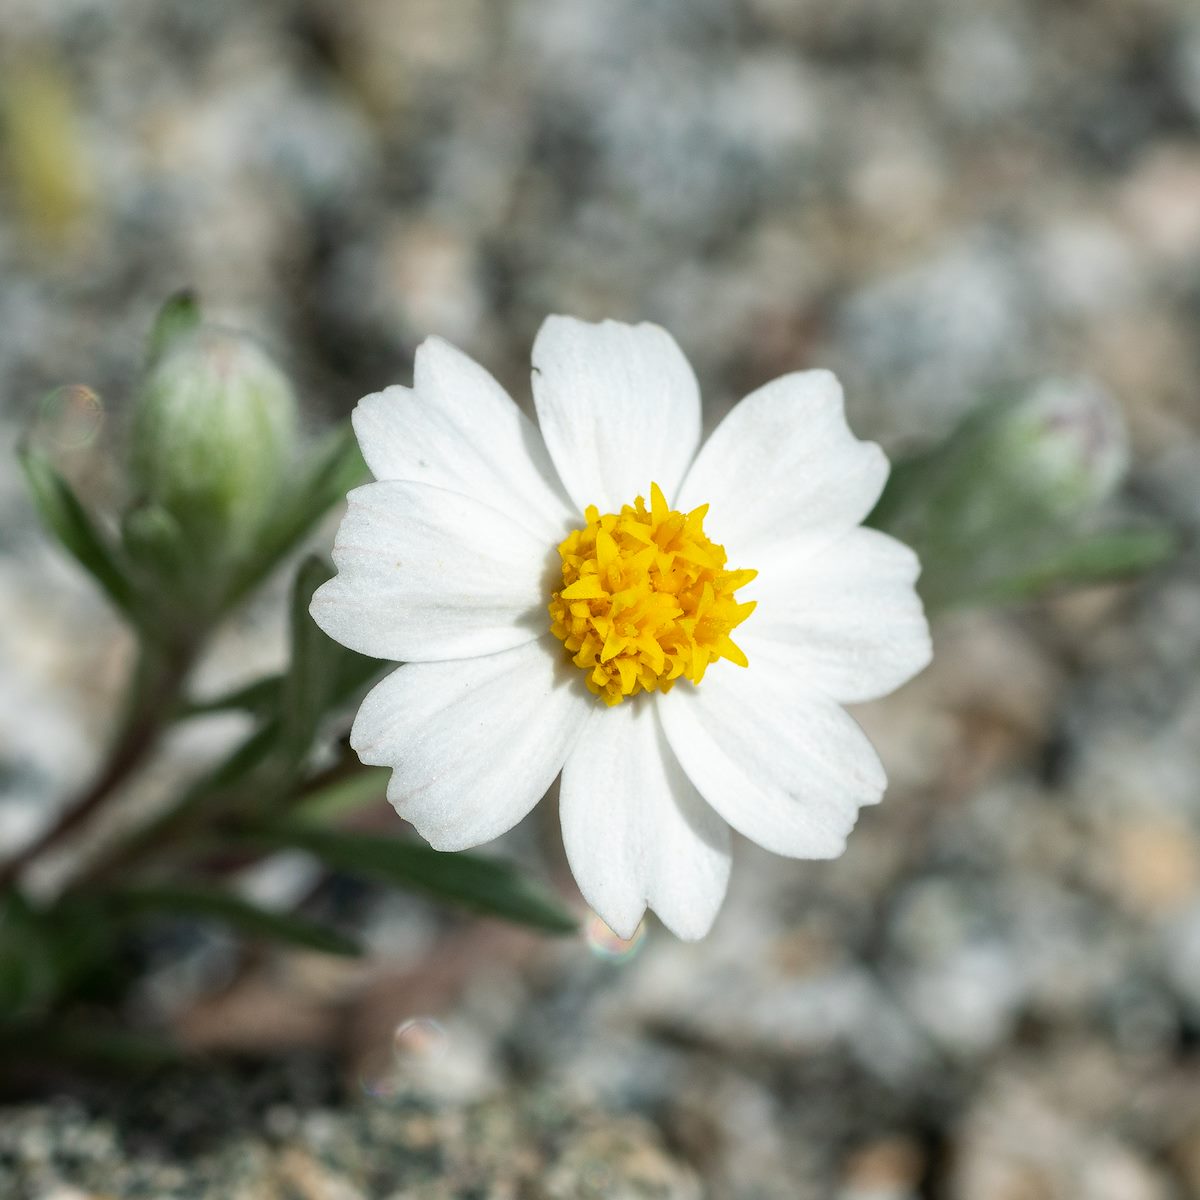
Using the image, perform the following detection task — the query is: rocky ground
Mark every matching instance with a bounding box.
[0,1062,702,1199]
[1,0,1200,1197]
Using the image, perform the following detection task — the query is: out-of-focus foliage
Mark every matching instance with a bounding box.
[871,379,1175,610]
[1,298,579,1066]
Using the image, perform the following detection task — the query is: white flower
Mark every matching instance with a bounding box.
[311,317,931,940]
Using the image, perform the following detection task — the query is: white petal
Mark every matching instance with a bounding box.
[310,481,553,662]
[353,336,574,542]
[531,316,702,513]
[659,660,886,860]
[741,527,932,704]
[559,702,731,940]
[676,370,888,561]
[351,637,591,851]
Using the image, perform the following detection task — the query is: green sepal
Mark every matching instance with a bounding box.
[145,289,202,366]
[120,505,192,628]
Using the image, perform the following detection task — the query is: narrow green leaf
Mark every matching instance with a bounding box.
[146,289,201,366]
[18,444,136,617]
[0,891,60,1016]
[331,645,388,711]
[90,721,281,879]
[973,526,1177,605]
[280,557,340,759]
[273,556,385,769]
[104,883,362,957]
[245,823,578,935]
[297,765,390,822]
[179,641,378,729]
[0,893,126,1018]
[180,674,283,720]
[0,1020,182,1071]
[205,720,281,793]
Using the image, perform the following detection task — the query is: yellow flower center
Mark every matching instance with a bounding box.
[548,483,757,706]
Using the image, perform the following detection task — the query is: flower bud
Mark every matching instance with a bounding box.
[993,377,1128,519]
[131,326,297,562]
[872,377,1134,608]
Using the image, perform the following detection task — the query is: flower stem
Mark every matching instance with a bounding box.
[0,638,194,890]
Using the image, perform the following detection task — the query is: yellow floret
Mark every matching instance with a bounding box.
[548,483,757,705]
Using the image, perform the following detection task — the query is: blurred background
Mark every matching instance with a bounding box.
[2,0,1200,1196]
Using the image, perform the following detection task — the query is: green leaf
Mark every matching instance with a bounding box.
[104,620,382,872]
[266,556,383,777]
[181,645,379,730]
[972,526,1177,605]
[204,720,282,794]
[225,422,367,609]
[244,822,579,936]
[104,883,362,957]
[297,765,390,822]
[146,289,201,366]
[0,891,60,1017]
[87,721,282,883]
[331,646,387,711]
[280,557,340,760]
[18,444,136,617]
[0,1020,182,1072]
[0,891,118,1019]
[180,674,283,720]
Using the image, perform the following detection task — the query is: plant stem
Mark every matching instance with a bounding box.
[73,719,276,889]
[0,639,193,890]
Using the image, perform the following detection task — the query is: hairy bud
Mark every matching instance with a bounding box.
[131,326,297,562]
